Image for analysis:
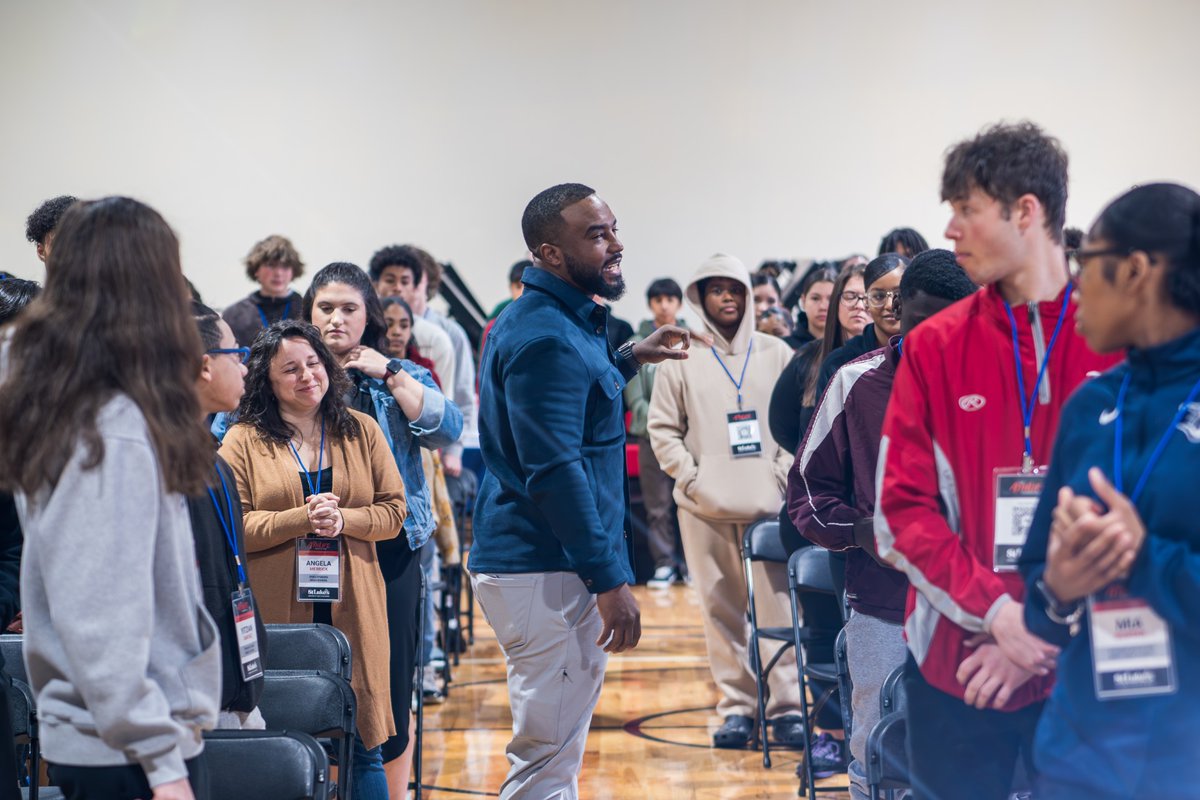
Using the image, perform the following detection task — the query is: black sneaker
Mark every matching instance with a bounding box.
[712,715,754,749]
[806,732,847,779]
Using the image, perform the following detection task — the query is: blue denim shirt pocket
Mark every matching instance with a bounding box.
[588,367,627,446]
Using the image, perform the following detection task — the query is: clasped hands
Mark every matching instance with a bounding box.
[957,468,1146,710]
[306,492,344,538]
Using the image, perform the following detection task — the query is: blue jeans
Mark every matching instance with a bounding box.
[352,734,388,800]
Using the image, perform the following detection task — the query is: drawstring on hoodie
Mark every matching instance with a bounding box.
[712,339,753,410]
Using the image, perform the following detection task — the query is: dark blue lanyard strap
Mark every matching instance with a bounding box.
[257,299,291,329]
[1113,373,1200,506]
[711,339,753,410]
[1002,296,1069,469]
[207,468,247,587]
[288,420,326,499]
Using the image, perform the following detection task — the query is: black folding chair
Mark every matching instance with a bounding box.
[264,624,353,682]
[834,626,853,747]
[257,670,355,800]
[7,676,62,800]
[0,635,26,683]
[203,729,330,800]
[450,473,478,648]
[741,518,797,768]
[788,546,848,800]
[866,664,909,799]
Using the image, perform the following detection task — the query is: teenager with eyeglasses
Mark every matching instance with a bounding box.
[1019,182,1200,799]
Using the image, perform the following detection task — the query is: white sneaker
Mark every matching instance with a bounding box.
[647,566,679,589]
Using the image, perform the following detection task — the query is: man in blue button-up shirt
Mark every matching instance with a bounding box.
[470,183,691,798]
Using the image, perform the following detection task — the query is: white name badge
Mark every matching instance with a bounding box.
[727,410,763,458]
[1088,585,1176,700]
[992,469,1045,572]
[296,536,342,603]
[231,588,264,681]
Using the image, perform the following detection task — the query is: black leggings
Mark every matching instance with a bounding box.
[49,756,208,800]
[376,537,421,764]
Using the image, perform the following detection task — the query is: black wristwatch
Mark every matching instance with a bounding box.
[616,341,642,374]
[385,358,405,378]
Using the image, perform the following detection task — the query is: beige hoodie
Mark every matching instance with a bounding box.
[648,253,793,523]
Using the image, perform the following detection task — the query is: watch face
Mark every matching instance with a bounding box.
[386,358,404,375]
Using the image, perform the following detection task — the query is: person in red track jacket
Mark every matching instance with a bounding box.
[874,122,1123,800]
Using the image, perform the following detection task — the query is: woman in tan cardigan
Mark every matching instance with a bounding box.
[219,320,406,798]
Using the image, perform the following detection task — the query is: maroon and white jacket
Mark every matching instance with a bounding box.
[788,339,907,623]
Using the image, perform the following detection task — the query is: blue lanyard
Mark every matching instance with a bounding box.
[287,420,326,498]
[895,336,904,358]
[1002,297,1069,470]
[712,339,753,410]
[257,299,291,329]
[206,467,247,587]
[1113,372,1200,506]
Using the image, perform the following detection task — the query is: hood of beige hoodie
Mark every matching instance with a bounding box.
[684,253,755,356]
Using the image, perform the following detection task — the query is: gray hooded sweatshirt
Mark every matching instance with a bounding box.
[16,394,220,787]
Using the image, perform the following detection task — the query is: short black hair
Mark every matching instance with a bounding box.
[368,244,424,285]
[521,183,595,253]
[1062,226,1085,251]
[24,195,78,245]
[900,248,979,302]
[0,277,42,325]
[864,253,910,290]
[942,121,1068,244]
[878,227,929,257]
[1091,182,1200,316]
[190,300,223,350]
[509,259,532,285]
[646,277,682,303]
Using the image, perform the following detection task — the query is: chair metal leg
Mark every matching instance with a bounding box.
[789,581,818,800]
[413,571,426,800]
[744,554,772,768]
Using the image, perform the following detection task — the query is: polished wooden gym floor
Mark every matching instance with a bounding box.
[421,584,850,799]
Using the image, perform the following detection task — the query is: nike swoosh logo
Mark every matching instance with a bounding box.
[1099,408,1118,425]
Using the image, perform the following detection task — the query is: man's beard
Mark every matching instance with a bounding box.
[564,252,626,301]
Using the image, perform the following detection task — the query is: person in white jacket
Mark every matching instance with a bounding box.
[648,253,800,749]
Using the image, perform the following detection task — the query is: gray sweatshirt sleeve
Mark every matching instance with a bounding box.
[35,434,199,785]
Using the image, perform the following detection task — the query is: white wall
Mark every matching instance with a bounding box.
[3,0,1199,324]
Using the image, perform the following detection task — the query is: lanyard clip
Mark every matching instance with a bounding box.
[1022,451,1035,474]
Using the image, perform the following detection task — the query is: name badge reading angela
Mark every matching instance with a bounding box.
[1088,585,1176,701]
[297,536,342,603]
[727,410,762,458]
[992,470,1045,572]
[231,588,264,681]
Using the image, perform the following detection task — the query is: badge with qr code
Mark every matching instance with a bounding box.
[992,469,1046,572]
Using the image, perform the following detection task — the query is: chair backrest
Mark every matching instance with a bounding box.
[742,518,789,564]
[0,635,25,683]
[880,664,907,717]
[264,625,352,682]
[6,677,33,741]
[203,730,330,800]
[788,546,845,597]
[257,670,355,740]
[834,626,853,741]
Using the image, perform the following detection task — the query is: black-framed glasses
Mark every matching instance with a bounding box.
[207,347,251,363]
[839,291,869,307]
[1067,246,1133,279]
[866,289,900,308]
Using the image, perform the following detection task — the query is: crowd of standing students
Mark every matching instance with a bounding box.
[1,116,1199,800]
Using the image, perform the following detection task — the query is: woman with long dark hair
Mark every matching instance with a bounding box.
[1020,182,1200,799]
[303,262,462,798]
[380,296,442,388]
[220,320,406,799]
[0,197,220,800]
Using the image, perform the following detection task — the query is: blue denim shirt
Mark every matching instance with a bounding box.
[211,359,461,551]
[470,267,637,593]
[349,361,462,549]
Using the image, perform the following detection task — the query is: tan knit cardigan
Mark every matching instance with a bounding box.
[219,410,407,749]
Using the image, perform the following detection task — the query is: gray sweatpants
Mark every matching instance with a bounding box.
[471,570,608,800]
[845,610,907,800]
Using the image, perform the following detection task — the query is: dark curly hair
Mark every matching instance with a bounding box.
[0,277,41,326]
[941,121,1068,244]
[235,319,360,446]
[368,244,427,285]
[25,195,78,244]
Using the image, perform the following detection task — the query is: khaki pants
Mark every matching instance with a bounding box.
[471,571,607,799]
[678,510,802,719]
